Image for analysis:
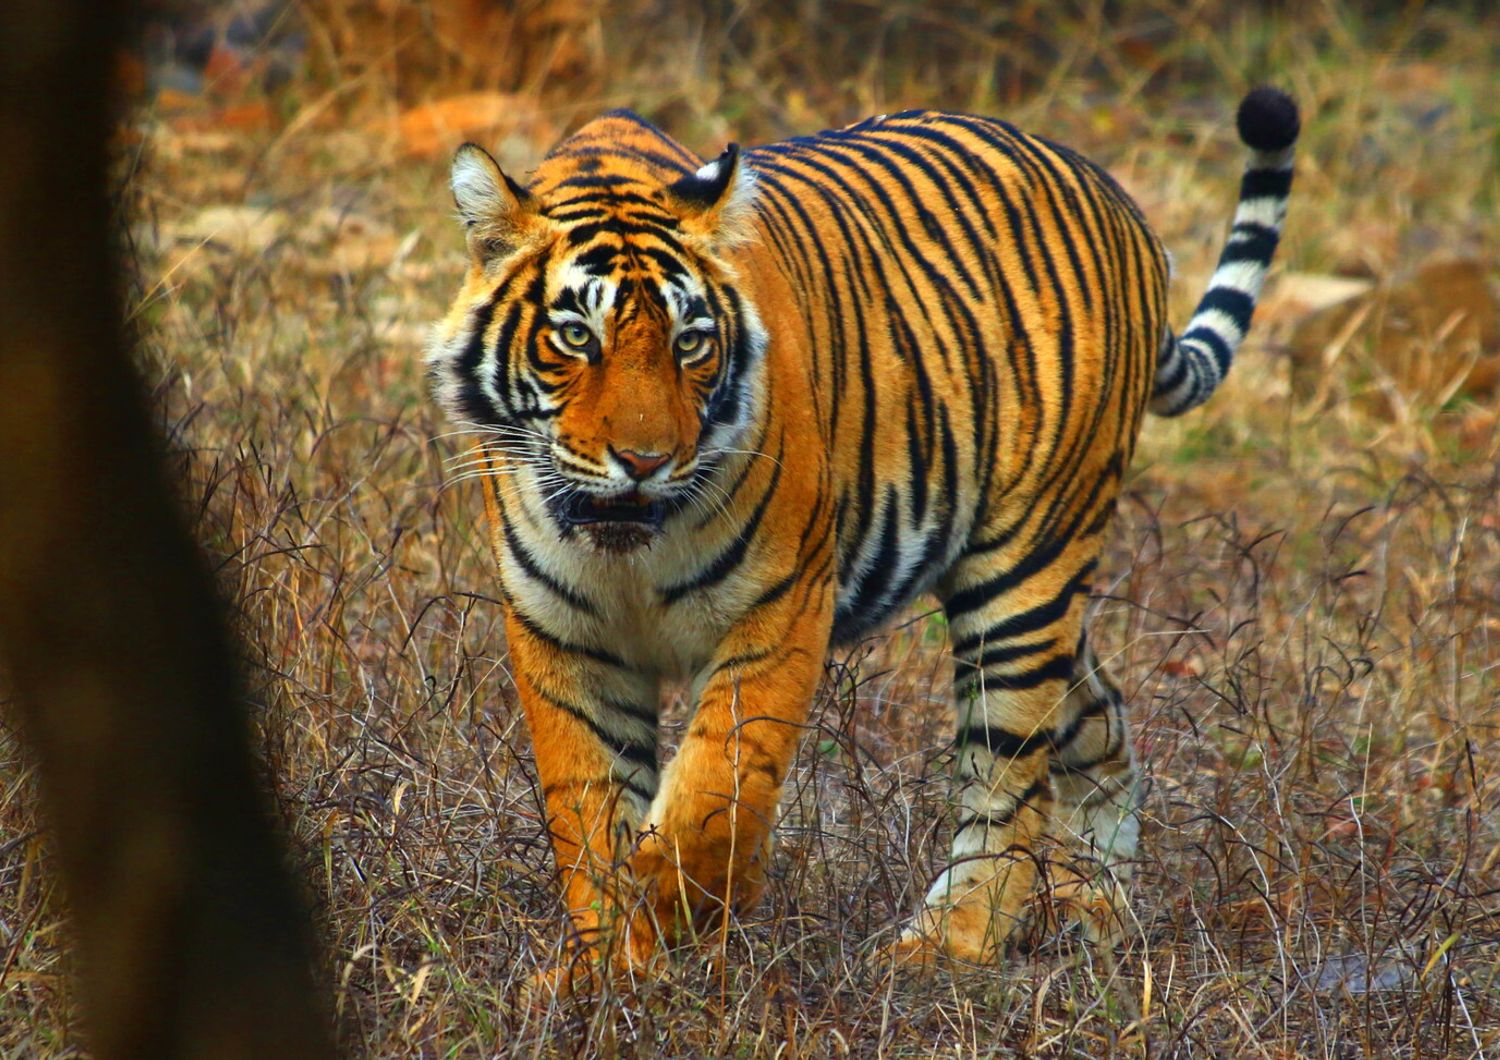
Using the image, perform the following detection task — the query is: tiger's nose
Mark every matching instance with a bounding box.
[613,448,670,481]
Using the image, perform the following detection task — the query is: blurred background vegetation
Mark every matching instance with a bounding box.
[2,1,1497,1055]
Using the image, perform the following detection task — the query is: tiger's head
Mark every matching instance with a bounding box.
[427,113,767,552]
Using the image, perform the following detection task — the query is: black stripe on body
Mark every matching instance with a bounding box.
[954,776,1051,836]
[955,637,1056,674]
[660,454,784,605]
[816,134,987,300]
[957,656,1120,763]
[750,145,995,617]
[500,516,597,616]
[747,484,835,612]
[510,606,628,670]
[946,526,1077,625]
[948,563,1095,697]
[955,653,1074,697]
[531,681,656,773]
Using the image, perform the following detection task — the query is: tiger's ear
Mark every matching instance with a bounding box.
[451,142,538,264]
[667,144,757,249]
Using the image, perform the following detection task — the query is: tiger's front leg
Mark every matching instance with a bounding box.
[503,607,664,974]
[628,578,833,942]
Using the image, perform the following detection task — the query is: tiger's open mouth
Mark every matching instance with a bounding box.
[559,490,665,529]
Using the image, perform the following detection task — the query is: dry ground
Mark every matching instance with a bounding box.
[2,2,1498,1056]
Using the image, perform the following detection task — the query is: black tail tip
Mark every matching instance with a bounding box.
[1237,87,1300,152]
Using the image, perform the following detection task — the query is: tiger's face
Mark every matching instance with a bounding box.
[428,130,766,551]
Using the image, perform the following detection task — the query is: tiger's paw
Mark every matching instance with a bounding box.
[520,959,596,1011]
[519,900,667,1010]
[878,901,1022,970]
[520,935,666,1010]
[880,863,1130,971]
[627,827,771,938]
[1034,859,1131,950]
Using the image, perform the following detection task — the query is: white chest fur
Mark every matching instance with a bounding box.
[499,491,754,679]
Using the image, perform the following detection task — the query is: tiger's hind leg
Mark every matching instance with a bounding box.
[889,546,1096,964]
[1042,630,1140,947]
[889,534,1142,963]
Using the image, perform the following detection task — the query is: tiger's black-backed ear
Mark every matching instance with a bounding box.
[667,143,758,248]
[451,142,537,264]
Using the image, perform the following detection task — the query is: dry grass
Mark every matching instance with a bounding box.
[3,1,1499,1055]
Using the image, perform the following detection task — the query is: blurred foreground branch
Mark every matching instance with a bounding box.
[0,2,333,1056]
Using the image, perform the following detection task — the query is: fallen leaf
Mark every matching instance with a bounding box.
[203,44,252,95]
[387,92,551,159]
[1322,817,1360,839]
[1258,272,1373,327]
[172,204,289,255]
[1286,253,1500,404]
[1312,952,1417,994]
[169,101,276,134]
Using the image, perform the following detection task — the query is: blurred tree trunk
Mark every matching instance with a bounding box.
[0,2,334,1057]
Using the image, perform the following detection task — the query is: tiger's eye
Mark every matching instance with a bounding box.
[675,330,707,356]
[559,322,592,349]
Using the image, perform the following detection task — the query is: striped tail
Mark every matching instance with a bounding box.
[1151,88,1300,417]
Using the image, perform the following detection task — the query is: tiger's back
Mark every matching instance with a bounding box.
[742,111,1170,642]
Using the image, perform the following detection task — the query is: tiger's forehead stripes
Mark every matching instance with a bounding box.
[547,274,617,342]
[546,265,686,342]
[560,234,696,293]
[535,109,702,184]
[541,180,681,227]
[662,281,712,331]
[548,276,612,317]
[526,114,713,280]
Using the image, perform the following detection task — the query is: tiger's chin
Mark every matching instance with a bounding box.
[580,522,658,553]
[555,490,667,553]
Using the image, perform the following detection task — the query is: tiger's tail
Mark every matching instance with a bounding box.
[1150,87,1300,416]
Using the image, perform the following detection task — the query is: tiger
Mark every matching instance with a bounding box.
[426,88,1299,983]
